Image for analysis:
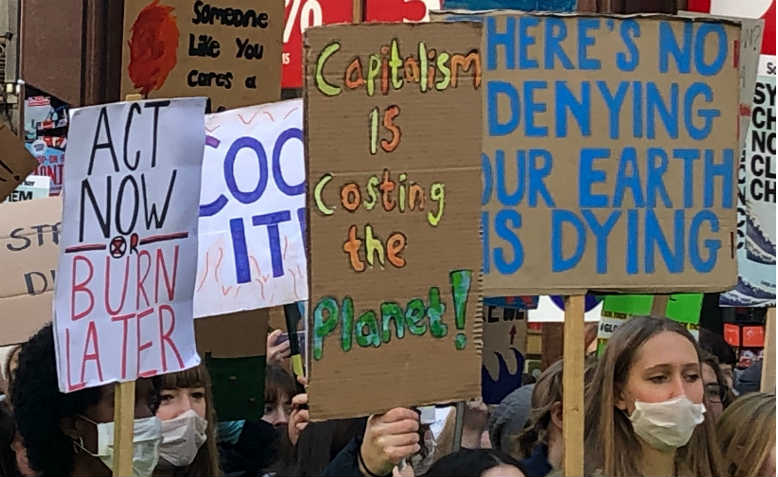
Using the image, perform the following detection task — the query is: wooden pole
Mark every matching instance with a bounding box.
[651,295,669,317]
[352,0,363,24]
[113,92,143,477]
[113,381,136,476]
[563,296,585,477]
[452,401,465,453]
[762,308,776,392]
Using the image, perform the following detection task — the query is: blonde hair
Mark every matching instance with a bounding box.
[158,364,222,476]
[717,392,775,477]
[584,316,723,477]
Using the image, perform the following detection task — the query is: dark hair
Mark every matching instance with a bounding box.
[265,364,298,412]
[11,324,102,477]
[515,359,563,458]
[423,448,523,477]
[700,351,734,408]
[699,328,737,366]
[272,418,366,476]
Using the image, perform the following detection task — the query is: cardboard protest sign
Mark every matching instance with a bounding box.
[0,197,61,346]
[2,176,51,203]
[688,0,775,56]
[305,22,484,420]
[474,13,741,296]
[121,0,283,112]
[196,99,306,317]
[0,125,39,202]
[482,306,526,404]
[53,98,206,392]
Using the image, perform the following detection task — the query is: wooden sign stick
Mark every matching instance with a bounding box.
[762,307,776,393]
[651,295,669,317]
[113,380,136,476]
[563,295,585,477]
[113,93,144,477]
[352,0,363,24]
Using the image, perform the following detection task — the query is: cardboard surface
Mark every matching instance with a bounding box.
[196,99,307,317]
[482,306,526,404]
[53,98,205,392]
[305,22,484,420]
[0,125,40,202]
[0,196,62,346]
[195,308,268,357]
[473,13,741,295]
[121,0,283,111]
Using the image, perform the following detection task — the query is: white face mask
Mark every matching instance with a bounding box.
[75,415,162,477]
[159,409,208,467]
[628,396,706,451]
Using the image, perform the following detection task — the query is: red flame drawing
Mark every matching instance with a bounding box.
[128,0,179,96]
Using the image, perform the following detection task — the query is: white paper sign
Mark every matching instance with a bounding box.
[54,98,205,392]
[195,99,306,318]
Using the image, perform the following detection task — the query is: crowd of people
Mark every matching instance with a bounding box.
[0,315,773,477]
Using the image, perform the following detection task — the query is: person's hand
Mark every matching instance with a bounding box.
[267,329,291,366]
[360,408,420,477]
[288,376,309,446]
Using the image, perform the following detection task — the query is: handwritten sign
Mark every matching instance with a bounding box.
[0,197,61,346]
[195,99,306,317]
[0,125,39,202]
[53,98,206,392]
[477,14,740,295]
[121,0,283,111]
[305,22,484,420]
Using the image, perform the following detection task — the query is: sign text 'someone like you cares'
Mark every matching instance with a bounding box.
[54,98,205,392]
[480,14,741,295]
[305,23,484,420]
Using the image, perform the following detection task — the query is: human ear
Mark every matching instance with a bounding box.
[550,402,563,430]
[614,387,629,411]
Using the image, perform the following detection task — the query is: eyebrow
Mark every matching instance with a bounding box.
[643,362,699,373]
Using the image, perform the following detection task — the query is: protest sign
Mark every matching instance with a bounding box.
[597,293,703,352]
[196,99,306,317]
[2,176,51,203]
[53,97,206,392]
[482,305,526,404]
[0,125,39,202]
[484,295,538,309]
[528,295,602,322]
[121,0,283,112]
[477,13,741,296]
[720,58,776,306]
[0,196,61,346]
[443,0,575,11]
[282,1,352,88]
[305,22,484,420]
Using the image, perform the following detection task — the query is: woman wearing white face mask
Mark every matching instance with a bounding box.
[12,324,162,477]
[154,363,221,477]
[584,316,723,477]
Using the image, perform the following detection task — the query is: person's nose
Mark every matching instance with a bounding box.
[669,374,686,399]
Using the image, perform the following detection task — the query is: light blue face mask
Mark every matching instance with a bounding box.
[217,420,245,445]
[75,415,162,477]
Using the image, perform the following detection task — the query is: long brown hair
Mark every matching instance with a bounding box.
[157,363,221,477]
[717,392,775,477]
[584,316,723,477]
